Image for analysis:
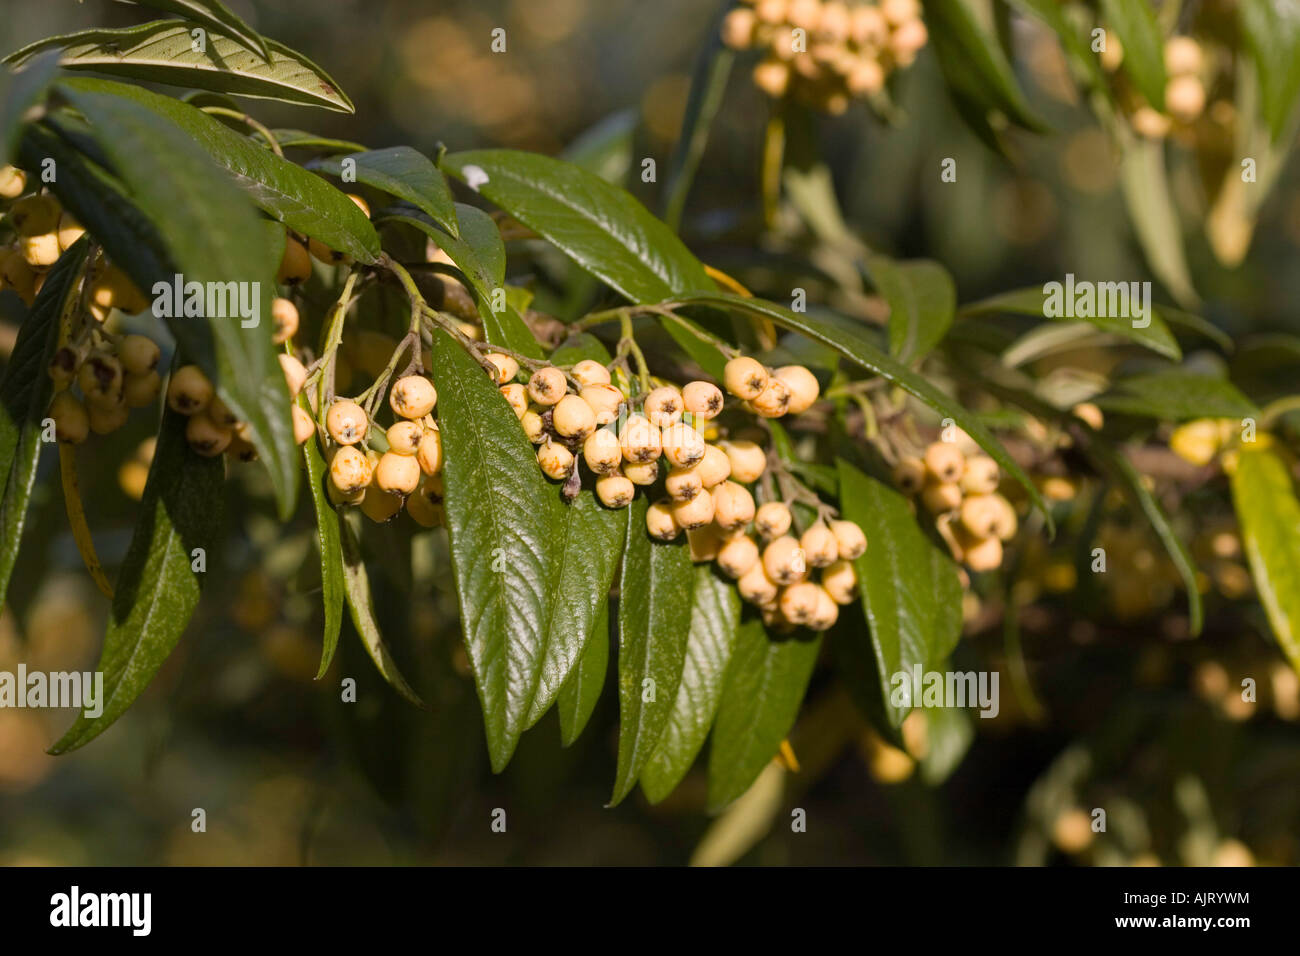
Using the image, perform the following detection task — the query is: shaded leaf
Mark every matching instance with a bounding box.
[309,146,456,236]
[1095,370,1258,422]
[0,50,60,167]
[1099,0,1166,110]
[558,597,611,747]
[303,423,343,678]
[123,0,271,60]
[872,254,956,364]
[1241,0,1300,141]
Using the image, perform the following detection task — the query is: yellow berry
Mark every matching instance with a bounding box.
[682,380,724,420]
[279,354,307,397]
[695,444,731,487]
[0,164,26,200]
[763,535,808,586]
[646,499,681,541]
[416,427,443,476]
[56,213,85,252]
[500,382,529,419]
[830,519,867,559]
[21,232,60,268]
[780,581,822,625]
[721,7,757,49]
[583,428,622,475]
[720,439,766,483]
[123,371,162,408]
[723,356,769,400]
[390,375,437,418]
[88,401,128,436]
[537,438,575,480]
[552,393,597,440]
[774,365,820,415]
[755,501,793,540]
[666,465,704,501]
[277,237,312,285]
[643,386,684,427]
[386,420,423,456]
[596,473,635,509]
[527,366,567,405]
[485,352,519,384]
[924,442,965,483]
[620,414,662,463]
[661,421,706,467]
[185,412,232,456]
[749,377,791,417]
[959,455,999,495]
[713,481,756,532]
[271,297,299,345]
[571,359,610,387]
[375,451,421,494]
[49,391,89,443]
[893,455,926,494]
[921,480,962,514]
[292,404,315,444]
[671,491,715,530]
[118,334,160,375]
[716,533,760,578]
[329,445,373,494]
[623,458,660,486]
[579,384,623,425]
[326,400,368,445]
[822,559,858,605]
[738,560,780,605]
[521,407,547,443]
[361,487,403,523]
[9,194,60,236]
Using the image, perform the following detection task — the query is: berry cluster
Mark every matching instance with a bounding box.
[722,0,928,113]
[274,194,371,286]
[0,173,90,306]
[892,437,1018,572]
[1104,34,1209,138]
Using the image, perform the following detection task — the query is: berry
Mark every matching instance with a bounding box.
[583,428,622,475]
[755,501,793,540]
[682,380,724,420]
[738,561,779,605]
[500,383,528,419]
[53,213,82,252]
[893,456,926,494]
[49,392,89,443]
[326,400,368,445]
[645,500,681,540]
[185,413,232,456]
[822,559,858,605]
[801,522,839,568]
[552,393,596,440]
[88,402,128,436]
[390,375,437,418]
[123,371,162,408]
[1166,74,1206,123]
[721,439,766,483]
[620,414,662,463]
[960,455,999,495]
[327,478,366,507]
[330,445,373,494]
[752,59,791,98]
[724,356,769,400]
[888,17,928,65]
[47,346,79,390]
[661,422,706,467]
[830,519,867,559]
[527,366,567,405]
[716,533,760,578]
[0,165,26,200]
[386,420,423,456]
[207,396,239,428]
[775,365,820,415]
[361,487,403,523]
[780,581,821,625]
[847,59,885,96]
[291,405,315,444]
[959,531,1003,573]
[375,451,422,495]
[750,377,792,417]
[923,442,964,483]
[807,586,839,631]
[277,238,312,285]
[21,233,60,268]
[721,7,757,49]
[119,335,160,375]
[960,494,1017,541]
[521,407,547,443]
[643,386,684,427]
[1170,419,1223,466]
[279,354,308,397]
[485,352,519,384]
[1164,36,1203,76]
[881,0,920,27]
[10,194,60,236]
[579,384,623,424]
[416,427,444,476]
[406,483,444,527]
[77,352,123,407]
[763,535,808,586]
[308,236,348,266]
[921,481,962,514]
[688,524,725,562]
[672,489,715,529]
[571,359,610,387]
[695,444,731,487]
[537,438,575,480]
[623,458,659,486]
[596,473,635,508]
[666,465,704,501]
[713,481,756,532]
[271,298,299,345]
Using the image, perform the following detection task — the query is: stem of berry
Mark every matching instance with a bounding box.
[618,311,651,396]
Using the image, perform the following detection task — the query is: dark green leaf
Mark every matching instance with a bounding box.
[923,0,1047,132]
[707,621,820,811]
[610,495,696,806]
[58,78,378,262]
[1118,136,1198,307]
[8,22,353,112]
[49,408,224,753]
[836,459,963,727]
[303,424,343,678]
[123,0,272,60]
[441,149,715,303]
[1231,444,1300,673]
[430,327,565,770]
[872,254,956,364]
[641,564,742,803]
[0,50,60,167]
[1099,0,1166,110]
[1095,370,1258,422]
[1241,0,1300,141]
[558,598,610,747]
[960,284,1182,360]
[61,84,299,519]
[918,702,975,785]
[338,511,424,707]
[675,291,1051,527]
[309,146,457,236]
[0,243,87,609]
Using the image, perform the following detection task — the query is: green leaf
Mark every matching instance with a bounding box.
[871,255,956,364]
[1231,444,1300,674]
[1118,135,1198,307]
[441,149,715,302]
[0,50,60,167]
[258,129,367,153]
[60,83,299,520]
[674,291,1052,527]
[1099,0,1166,111]
[1006,0,1106,93]
[429,327,565,770]
[960,285,1182,361]
[1082,436,1203,635]
[58,78,379,262]
[338,511,424,707]
[7,22,353,112]
[376,202,542,359]
[610,495,697,806]
[918,703,975,785]
[0,243,87,609]
[641,564,742,804]
[124,0,271,59]
[303,425,344,678]
[309,146,456,236]
[557,598,610,746]
[707,621,820,811]
[1094,370,1258,422]
[923,0,1047,132]
[836,459,963,728]
[49,408,224,753]
[524,490,627,727]
[1241,0,1300,142]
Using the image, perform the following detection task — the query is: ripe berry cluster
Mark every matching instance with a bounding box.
[0,173,90,305]
[892,436,1018,572]
[1104,35,1209,138]
[722,0,928,113]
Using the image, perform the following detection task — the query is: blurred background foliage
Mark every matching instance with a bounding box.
[1,0,1298,866]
